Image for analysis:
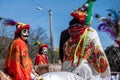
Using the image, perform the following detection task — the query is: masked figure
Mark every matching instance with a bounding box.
[35,44,49,65]
[60,0,111,79]
[3,20,32,80]
[34,43,49,75]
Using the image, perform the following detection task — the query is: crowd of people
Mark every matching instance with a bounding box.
[0,0,120,80]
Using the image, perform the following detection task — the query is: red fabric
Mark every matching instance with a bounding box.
[5,38,32,80]
[35,54,49,65]
[70,11,86,24]
[64,26,88,62]
[68,26,88,42]
[39,44,48,48]
[39,44,48,52]
[15,24,30,35]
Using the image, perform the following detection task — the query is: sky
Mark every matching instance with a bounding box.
[0,0,120,50]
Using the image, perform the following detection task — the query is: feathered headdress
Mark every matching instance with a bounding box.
[95,8,120,39]
[32,40,41,46]
[70,0,96,25]
[0,17,30,35]
[32,40,48,49]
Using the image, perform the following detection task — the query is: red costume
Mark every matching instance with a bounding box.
[5,38,32,80]
[35,44,49,65]
[3,20,32,80]
[35,54,48,65]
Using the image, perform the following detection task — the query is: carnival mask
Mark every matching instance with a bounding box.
[21,29,29,40]
[42,47,48,55]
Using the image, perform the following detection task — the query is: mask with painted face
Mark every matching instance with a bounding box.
[41,47,48,55]
[21,29,29,40]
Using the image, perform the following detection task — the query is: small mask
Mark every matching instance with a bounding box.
[21,29,29,40]
[42,47,48,55]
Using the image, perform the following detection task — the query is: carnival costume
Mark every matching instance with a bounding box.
[60,0,111,79]
[35,43,49,65]
[31,41,49,75]
[2,19,32,80]
[96,8,120,79]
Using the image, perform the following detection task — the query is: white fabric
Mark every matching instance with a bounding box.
[33,71,84,80]
[31,73,35,80]
[31,71,112,80]
[72,59,95,80]
[111,74,120,80]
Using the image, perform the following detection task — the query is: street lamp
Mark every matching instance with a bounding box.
[36,7,54,50]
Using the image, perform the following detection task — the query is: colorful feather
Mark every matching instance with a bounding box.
[97,8,120,39]
[98,23,116,39]
[107,9,119,22]
[2,19,17,26]
[31,40,41,46]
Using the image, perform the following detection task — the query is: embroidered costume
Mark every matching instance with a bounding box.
[60,0,111,79]
[3,19,32,80]
[35,54,48,65]
[35,43,49,65]
[5,38,32,80]
[33,42,49,75]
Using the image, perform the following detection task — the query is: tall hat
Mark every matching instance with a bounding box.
[96,8,120,39]
[70,0,96,25]
[1,18,30,35]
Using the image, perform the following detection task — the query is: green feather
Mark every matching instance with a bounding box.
[86,0,95,25]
